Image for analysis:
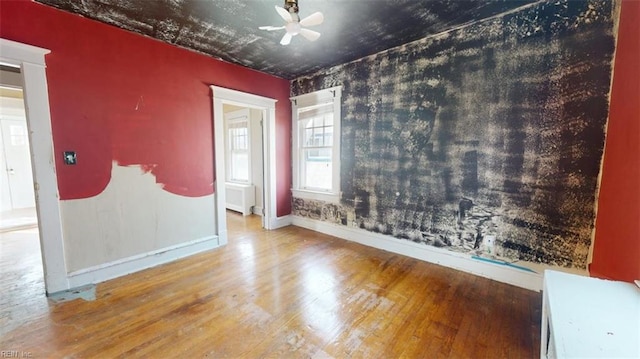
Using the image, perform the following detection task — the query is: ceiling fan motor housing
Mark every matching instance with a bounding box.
[284,0,299,14]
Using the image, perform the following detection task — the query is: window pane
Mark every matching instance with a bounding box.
[303,128,313,146]
[231,152,249,182]
[324,131,333,146]
[324,114,333,126]
[302,148,332,190]
[313,116,324,128]
[301,114,335,149]
[229,123,249,151]
[312,128,321,146]
[230,129,236,149]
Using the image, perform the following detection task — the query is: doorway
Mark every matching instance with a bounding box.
[1,38,68,294]
[0,62,45,312]
[211,86,278,245]
[0,68,38,233]
[222,105,265,217]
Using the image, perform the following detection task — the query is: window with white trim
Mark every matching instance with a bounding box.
[291,86,342,202]
[227,117,250,183]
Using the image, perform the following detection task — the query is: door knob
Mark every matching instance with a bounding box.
[8,168,15,175]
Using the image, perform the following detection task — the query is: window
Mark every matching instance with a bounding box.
[291,86,342,202]
[227,117,250,183]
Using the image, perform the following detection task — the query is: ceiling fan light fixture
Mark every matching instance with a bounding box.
[285,22,301,36]
[259,0,324,46]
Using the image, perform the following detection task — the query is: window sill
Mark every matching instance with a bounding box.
[228,180,251,185]
[292,189,339,203]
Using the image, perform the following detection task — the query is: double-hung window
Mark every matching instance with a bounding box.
[291,86,342,202]
[227,116,250,183]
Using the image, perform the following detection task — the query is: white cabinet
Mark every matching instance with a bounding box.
[541,270,640,358]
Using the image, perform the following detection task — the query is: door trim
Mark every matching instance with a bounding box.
[211,86,278,239]
[0,38,69,293]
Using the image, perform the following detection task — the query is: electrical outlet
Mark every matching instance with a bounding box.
[483,235,496,254]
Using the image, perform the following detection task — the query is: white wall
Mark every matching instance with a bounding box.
[250,108,264,214]
[61,163,217,272]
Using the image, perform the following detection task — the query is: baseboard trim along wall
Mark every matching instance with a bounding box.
[271,215,292,229]
[252,206,264,216]
[291,216,543,292]
[67,235,221,288]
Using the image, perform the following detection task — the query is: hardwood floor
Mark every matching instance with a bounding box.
[0,212,541,358]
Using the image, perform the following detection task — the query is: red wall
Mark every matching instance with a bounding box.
[591,0,640,282]
[0,0,292,216]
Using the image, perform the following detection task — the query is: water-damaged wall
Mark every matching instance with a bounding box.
[290,0,616,269]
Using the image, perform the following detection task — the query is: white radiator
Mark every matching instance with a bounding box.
[225,183,255,216]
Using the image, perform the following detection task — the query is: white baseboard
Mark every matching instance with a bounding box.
[218,229,228,246]
[270,214,292,229]
[252,206,264,216]
[67,235,221,288]
[291,216,542,292]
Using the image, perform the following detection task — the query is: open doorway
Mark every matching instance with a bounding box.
[222,104,264,215]
[222,104,265,236]
[1,38,67,294]
[0,64,45,316]
[0,65,38,233]
[211,86,278,245]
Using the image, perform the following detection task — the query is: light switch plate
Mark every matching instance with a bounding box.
[63,151,77,165]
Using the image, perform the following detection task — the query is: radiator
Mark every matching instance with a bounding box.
[225,183,255,216]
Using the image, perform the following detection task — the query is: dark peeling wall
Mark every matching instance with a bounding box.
[291,0,616,269]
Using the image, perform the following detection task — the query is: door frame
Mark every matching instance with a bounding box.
[211,86,278,241]
[0,38,69,293]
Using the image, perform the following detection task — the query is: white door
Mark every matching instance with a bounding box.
[0,118,35,209]
[0,119,11,211]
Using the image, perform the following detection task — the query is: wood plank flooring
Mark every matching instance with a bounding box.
[0,212,541,358]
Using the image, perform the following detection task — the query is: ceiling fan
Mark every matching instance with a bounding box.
[259,0,324,45]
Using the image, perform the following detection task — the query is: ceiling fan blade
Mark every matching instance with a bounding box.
[299,28,321,42]
[259,26,285,31]
[280,32,293,45]
[299,11,324,27]
[275,5,293,23]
